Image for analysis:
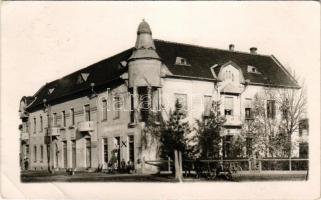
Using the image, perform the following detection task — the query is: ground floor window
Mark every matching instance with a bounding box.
[71,140,76,168]
[128,135,134,162]
[104,138,108,163]
[223,135,232,158]
[34,146,37,162]
[299,142,308,158]
[246,137,253,157]
[40,145,44,162]
[63,141,67,168]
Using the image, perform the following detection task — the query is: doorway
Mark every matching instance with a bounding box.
[86,139,91,168]
[71,140,76,168]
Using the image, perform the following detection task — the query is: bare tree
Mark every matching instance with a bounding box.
[277,80,307,168]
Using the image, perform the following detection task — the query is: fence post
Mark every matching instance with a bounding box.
[258,159,262,172]
[248,159,252,171]
[289,158,292,171]
[168,156,171,173]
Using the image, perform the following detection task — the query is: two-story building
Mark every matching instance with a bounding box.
[19,20,300,172]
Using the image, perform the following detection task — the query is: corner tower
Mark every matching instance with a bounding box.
[128,20,162,122]
[128,20,162,88]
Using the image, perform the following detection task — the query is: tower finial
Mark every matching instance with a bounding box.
[137,19,152,35]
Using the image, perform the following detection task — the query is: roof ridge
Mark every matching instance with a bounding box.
[153,39,270,57]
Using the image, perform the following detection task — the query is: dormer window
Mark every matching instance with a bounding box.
[175,57,191,66]
[77,73,90,84]
[247,65,260,74]
[48,88,55,94]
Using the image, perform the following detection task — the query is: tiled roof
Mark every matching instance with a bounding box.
[26,39,299,111]
[154,39,299,87]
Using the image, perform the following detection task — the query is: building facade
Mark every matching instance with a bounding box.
[19,20,304,172]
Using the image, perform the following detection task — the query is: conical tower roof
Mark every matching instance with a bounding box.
[137,19,152,34]
[129,20,160,61]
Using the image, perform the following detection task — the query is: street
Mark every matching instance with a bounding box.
[21,170,308,182]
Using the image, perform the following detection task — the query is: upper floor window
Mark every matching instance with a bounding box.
[224,70,235,82]
[204,95,212,111]
[70,108,75,125]
[113,96,121,120]
[39,115,43,132]
[102,99,108,121]
[245,98,253,119]
[267,100,276,119]
[174,93,188,112]
[62,111,66,127]
[52,113,57,126]
[224,96,233,115]
[84,105,91,121]
[34,145,37,162]
[33,118,36,133]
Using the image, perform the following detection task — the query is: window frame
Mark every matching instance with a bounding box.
[84,104,91,121]
[113,95,121,120]
[33,117,36,134]
[174,93,188,113]
[102,99,108,121]
[62,110,66,127]
[70,108,75,126]
[224,96,234,116]
[267,100,276,119]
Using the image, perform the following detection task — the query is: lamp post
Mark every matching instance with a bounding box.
[43,99,53,173]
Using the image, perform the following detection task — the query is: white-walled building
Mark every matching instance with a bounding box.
[19,20,303,172]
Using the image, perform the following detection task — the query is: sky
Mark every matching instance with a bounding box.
[1,1,320,198]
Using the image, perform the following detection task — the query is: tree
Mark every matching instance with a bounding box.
[159,99,191,160]
[242,91,280,158]
[194,100,225,159]
[277,82,307,161]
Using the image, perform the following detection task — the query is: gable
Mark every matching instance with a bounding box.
[217,61,245,83]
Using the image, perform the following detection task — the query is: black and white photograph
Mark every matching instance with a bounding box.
[1,1,320,199]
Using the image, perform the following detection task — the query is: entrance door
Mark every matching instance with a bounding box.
[115,137,121,168]
[71,140,76,168]
[86,139,91,168]
[63,141,67,168]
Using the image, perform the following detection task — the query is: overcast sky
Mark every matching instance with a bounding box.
[1,2,320,197]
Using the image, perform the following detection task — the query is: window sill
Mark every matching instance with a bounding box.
[68,125,75,129]
[128,122,137,128]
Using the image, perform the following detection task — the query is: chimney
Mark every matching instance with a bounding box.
[229,44,235,51]
[250,47,257,54]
